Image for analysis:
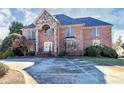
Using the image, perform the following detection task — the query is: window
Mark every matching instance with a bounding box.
[66,26,74,37]
[44,28,52,36]
[66,40,76,52]
[28,31,36,39]
[91,28,101,37]
[32,32,36,39]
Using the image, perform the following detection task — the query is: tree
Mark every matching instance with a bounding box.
[0,33,22,51]
[11,36,32,56]
[116,36,122,46]
[9,21,24,35]
[113,36,124,56]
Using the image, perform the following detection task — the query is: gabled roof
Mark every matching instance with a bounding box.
[54,14,80,25]
[75,17,113,27]
[24,23,36,28]
[24,14,112,28]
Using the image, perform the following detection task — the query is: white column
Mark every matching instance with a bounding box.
[54,29,57,54]
[35,29,39,55]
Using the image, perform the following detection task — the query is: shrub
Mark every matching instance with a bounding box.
[85,45,102,57]
[0,52,3,59]
[13,47,24,56]
[2,49,15,58]
[59,48,65,56]
[101,45,118,58]
[0,62,9,77]
[26,51,35,56]
[0,51,5,59]
[84,45,118,58]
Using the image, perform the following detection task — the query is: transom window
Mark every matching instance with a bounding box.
[66,26,74,37]
[28,31,35,39]
[44,28,52,36]
[43,25,52,36]
[91,28,101,37]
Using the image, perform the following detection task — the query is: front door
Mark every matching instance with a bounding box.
[44,42,53,52]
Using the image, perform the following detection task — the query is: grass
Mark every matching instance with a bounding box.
[76,56,124,66]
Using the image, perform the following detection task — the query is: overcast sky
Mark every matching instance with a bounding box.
[0,8,124,42]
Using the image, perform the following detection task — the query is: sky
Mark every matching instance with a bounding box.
[0,8,124,43]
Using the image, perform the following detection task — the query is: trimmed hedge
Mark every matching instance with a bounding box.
[84,45,118,58]
[0,62,9,77]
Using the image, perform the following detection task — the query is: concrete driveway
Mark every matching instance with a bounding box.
[1,57,107,84]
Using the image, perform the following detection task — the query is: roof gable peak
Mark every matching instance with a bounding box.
[35,9,58,24]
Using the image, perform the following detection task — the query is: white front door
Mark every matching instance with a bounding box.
[44,42,53,52]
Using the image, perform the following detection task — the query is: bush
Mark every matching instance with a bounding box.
[13,47,24,56]
[0,52,3,59]
[0,52,3,58]
[0,62,9,77]
[85,45,102,57]
[59,48,65,56]
[101,45,118,58]
[84,45,118,58]
[26,51,35,56]
[1,49,15,59]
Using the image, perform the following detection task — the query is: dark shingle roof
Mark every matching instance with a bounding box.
[25,14,112,28]
[54,14,80,25]
[75,17,113,27]
[24,23,36,28]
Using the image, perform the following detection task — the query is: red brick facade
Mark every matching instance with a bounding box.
[22,10,112,56]
[83,26,112,49]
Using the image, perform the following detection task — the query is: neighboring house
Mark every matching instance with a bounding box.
[121,43,124,49]
[22,9,112,56]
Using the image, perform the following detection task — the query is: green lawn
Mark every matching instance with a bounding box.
[77,56,124,66]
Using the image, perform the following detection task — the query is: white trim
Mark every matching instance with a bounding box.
[35,29,39,55]
[35,9,59,24]
[54,29,57,52]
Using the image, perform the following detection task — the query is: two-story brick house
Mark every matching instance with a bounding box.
[22,9,112,56]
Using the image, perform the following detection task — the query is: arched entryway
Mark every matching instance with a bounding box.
[38,24,56,56]
[42,24,53,52]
